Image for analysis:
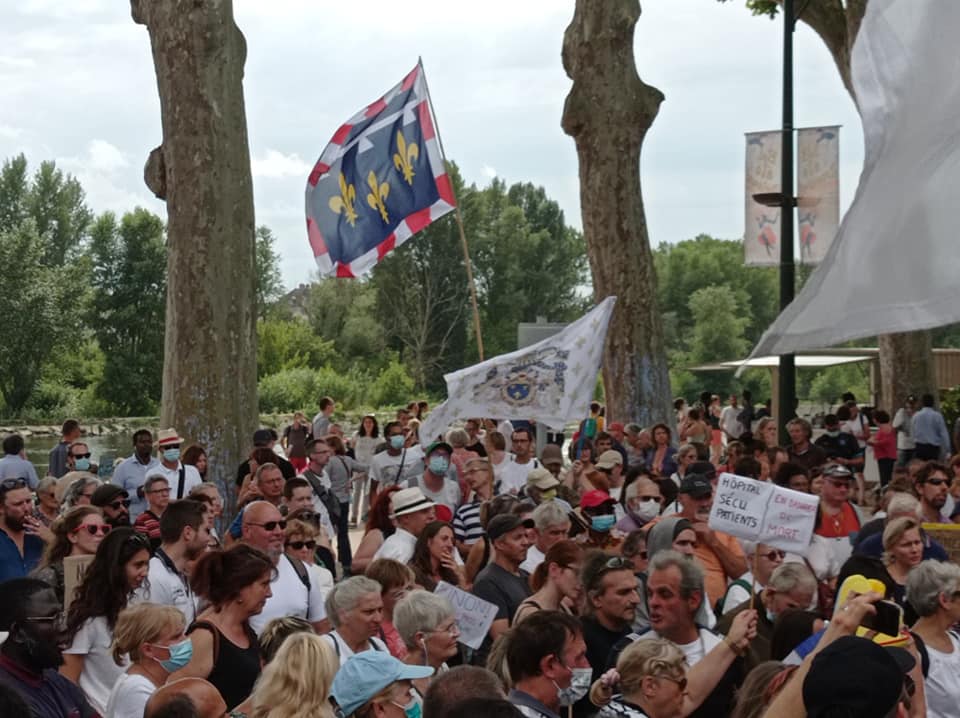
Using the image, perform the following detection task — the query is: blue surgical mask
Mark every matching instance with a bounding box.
[390,435,405,450]
[391,694,423,718]
[163,448,181,462]
[74,458,90,472]
[591,514,616,532]
[428,456,449,475]
[153,638,193,672]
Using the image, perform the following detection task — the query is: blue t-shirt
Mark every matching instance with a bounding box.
[0,529,43,582]
[857,530,949,562]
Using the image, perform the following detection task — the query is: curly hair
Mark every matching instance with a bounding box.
[410,521,460,590]
[66,527,152,639]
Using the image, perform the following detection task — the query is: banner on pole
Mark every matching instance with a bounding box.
[708,473,820,554]
[743,131,782,266]
[797,126,840,265]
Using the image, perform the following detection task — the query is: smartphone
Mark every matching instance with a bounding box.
[860,599,902,636]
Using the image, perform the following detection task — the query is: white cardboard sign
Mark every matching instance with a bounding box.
[709,473,819,554]
[434,581,499,650]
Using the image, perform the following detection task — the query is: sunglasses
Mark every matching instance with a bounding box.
[0,478,27,491]
[656,674,688,691]
[924,478,949,487]
[74,524,111,536]
[762,550,786,561]
[109,500,132,510]
[603,556,632,571]
[71,453,92,459]
[249,520,287,531]
[286,540,317,550]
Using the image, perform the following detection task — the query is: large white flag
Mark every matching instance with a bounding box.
[420,297,616,446]
[750,0,960,357]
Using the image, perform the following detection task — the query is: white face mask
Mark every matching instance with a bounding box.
[555,666,592,706]
[628,497,660,524]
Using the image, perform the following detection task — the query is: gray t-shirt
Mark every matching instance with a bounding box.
[471,562,531,665]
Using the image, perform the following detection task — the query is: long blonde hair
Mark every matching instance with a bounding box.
[250,633,338,718]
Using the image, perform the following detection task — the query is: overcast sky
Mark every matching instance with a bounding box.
[1,0,863,289]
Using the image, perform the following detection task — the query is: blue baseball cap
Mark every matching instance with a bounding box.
[332,651,434,716]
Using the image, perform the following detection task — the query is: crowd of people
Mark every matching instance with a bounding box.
[0,390,957,717]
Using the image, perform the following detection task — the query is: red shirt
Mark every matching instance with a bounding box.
[816,502,861,539]
[872,426,897,460]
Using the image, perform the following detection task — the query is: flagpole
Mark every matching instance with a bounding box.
[419,58,485,361]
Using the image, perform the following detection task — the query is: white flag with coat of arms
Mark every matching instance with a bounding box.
[420,297,616,447]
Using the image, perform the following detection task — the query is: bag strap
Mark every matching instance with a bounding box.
[188,620,220,665]
[177,466,186,499]
[394,450,407,484]
[285,554,311,593]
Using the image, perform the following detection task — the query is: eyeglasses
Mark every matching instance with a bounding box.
[427,621,460,636]
[125,532,152,550]
[147,488,171,494]
[602,556,632,571]
[0,478,27,491]
[762,550,786,561]
[655,674,688,692]
[924,478,949,487]
[109,500,132,510]
[286,540,316,550]
[71,453,92,459]
[249,520,287,531]
[74,524,111,536]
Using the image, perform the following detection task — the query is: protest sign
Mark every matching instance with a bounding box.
[709,473,819,554]
[435,581,499,650]
[922,523,960,564]
[63,554,94,613]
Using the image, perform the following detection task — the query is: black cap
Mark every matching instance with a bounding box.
[253,429,273,446]
[487,514,535,541]
[803,636,914,717]
[688,461,717,480]
[679,473,712,498]
[91,484,128,507]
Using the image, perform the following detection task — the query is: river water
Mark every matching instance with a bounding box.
[23,433,135,477]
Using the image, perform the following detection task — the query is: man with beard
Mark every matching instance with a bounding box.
[90,484,131,528]
[135,500,211,625]
[111,429,161,520]
[0,478,44,581]
[0,578,97,717]
[242,500,326,634]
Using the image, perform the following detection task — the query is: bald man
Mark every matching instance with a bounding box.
[145,678,225,718]
[241,501,326,634]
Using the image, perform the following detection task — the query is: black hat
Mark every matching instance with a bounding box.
[91,484,128,507]
[253,429,273,446]
[487,514,535,541]
[802,636,914,717]
[679,473,712,498]
[688,461,717,480]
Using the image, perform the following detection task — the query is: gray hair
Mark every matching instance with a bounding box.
[677,443,697,459]
[393,589,455,649]
[906,560,960,617]
[254,462,280,481]
[649,549,705,600]
[36,476,58,495]
[767,562,817,596]
[445,428,469,448]
[625,423,643,437]
[324,576,381,628]
[886,493,920,519]
[62,476,103,510]
[531,501,568,531]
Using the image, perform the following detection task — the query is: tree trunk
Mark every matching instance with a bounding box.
[793,0,936,409]
[132,0,258,515]
[561,0,672,427]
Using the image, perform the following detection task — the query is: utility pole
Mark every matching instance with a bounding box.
[778,0,797,444]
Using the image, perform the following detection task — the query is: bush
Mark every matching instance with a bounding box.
[372,359,414,408]
[258,368,320,414]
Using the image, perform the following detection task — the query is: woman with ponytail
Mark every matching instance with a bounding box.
[513,541,584,623]
[170,543,275,711]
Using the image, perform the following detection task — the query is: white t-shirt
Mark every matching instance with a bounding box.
[498,457,540,495]
[720,405,743,439]
[406,474,461,514]
[64,616,129,715]
[633,627,721,667]
[105,672,156,718]
[309,562,335,595]
[924,632,960,718]
[134,551,198,626]
[369,448,423,488]
[722,571,760,615]
[248,555,327,634]
[322,630,388,664]
[519,544,545,575]
[153,462,203,499]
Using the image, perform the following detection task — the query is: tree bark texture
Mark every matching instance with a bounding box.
[795,0,936,409]
[132,0,258,514]
[561,0,672,427]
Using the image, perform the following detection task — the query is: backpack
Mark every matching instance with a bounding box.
[303,470,341,523]
[715,578,752,615]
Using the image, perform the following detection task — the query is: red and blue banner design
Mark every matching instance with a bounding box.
[305,62,456,277]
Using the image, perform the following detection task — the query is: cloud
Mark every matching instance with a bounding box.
[480,164,497,179]
[87,139,128,173]
[0,125,23,139]
[251,149,311,179]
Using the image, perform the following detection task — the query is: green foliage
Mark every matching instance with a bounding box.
[371,357,415,408]
[808,363,870,405]
[686,285,750,363]
[257,318,335,378]
[716,0,779,17]
[307,278,386,368]
[255,225,285,317]
[939,386,960,432]
[257,365,377,413]
[87,208,167,415]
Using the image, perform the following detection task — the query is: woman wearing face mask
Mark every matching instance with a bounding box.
[579,490,623,552]
[515,540,584,622]
[394,590,459,698]
[618,474,663,533]
[105,603,189,718]
[332,650,434,718]
[32,506,110,605]
[62,528,153,714]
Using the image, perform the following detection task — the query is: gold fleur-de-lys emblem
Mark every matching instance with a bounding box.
[393,130,419,185]
[328,173,358,226]
[366,171,390,223]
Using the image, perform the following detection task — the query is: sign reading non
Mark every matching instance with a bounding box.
[435,581,499,650]
[709,473,819,554]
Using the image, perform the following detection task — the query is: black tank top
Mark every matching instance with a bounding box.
[188,620,261,710]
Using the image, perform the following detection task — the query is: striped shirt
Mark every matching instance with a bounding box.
[453,499,484,546]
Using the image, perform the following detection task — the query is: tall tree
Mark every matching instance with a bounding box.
[255,225,285,318]
[561,0,673,427]
[729,0,934,411]
[87,209,167,415]
[132,0,258,508]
